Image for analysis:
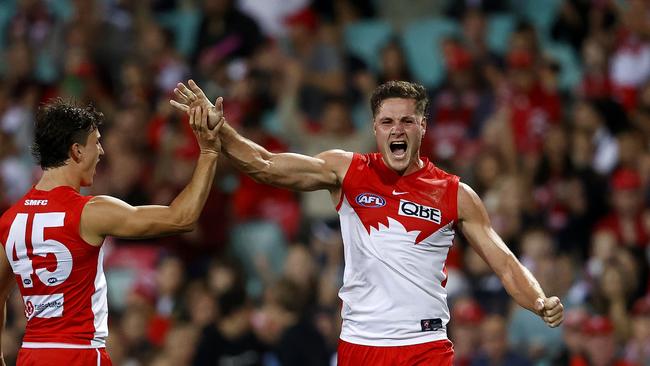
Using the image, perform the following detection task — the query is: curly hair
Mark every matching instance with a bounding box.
[31,99,104,169]
[370,80,429,118]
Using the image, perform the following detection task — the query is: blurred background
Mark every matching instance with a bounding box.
[0,0,649,365]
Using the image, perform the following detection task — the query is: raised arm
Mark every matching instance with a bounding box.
[457,183,564,327]
[80,106,222,244]
[170,80,351,192]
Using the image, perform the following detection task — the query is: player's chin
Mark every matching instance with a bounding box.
[386,155,409,171]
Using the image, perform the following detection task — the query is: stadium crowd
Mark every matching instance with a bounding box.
[0,0,649,365]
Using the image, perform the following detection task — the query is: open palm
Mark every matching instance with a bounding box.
[169,79,224,129]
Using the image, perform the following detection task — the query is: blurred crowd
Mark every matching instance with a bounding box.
[0,0,650,365]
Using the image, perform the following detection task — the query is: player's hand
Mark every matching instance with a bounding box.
[189,105,222,155]
[535,296,563,328]
[170,79,224,130]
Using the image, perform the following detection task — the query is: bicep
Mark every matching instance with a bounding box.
[82,196,189,240]
[457,183,516,271]
[262,150,350,191]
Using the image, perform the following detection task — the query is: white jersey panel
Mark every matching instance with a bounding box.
[338,196,455,346]
[91,246,108,347]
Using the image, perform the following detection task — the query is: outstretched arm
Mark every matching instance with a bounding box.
[457,183,564,327]
[80,106,222,244]
[170,80,351,192]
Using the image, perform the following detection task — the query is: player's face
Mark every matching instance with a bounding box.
[79,129,104,187]
[373,98,426,175]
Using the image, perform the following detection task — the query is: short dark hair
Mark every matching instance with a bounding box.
[32,99,103,169]
[370,80,429,118]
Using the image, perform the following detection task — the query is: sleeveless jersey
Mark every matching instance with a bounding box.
[337,153,459,346]
[0,186,108,348]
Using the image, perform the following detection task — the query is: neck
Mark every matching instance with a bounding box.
[386,155,424,176]
[405,157,425,175]
[35,167,81,192]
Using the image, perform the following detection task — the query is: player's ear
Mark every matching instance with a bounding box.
[70,143,83,163]
[421,117,426,138]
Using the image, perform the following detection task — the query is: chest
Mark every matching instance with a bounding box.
[344,172,456,245]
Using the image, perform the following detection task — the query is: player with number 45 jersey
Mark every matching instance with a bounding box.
[0,100,222,366]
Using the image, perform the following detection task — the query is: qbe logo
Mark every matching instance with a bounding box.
[398,199,441,224]
[355,193,386,208]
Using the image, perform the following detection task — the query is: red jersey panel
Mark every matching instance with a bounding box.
[337,153,459,346]
[0,186,108,348]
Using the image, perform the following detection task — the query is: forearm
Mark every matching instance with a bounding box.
[219,122,273,178]
[218,122,343,190]
[498,255,546,313]
[168,151,219,229]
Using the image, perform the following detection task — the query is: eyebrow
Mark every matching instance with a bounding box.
[380,115,417,121]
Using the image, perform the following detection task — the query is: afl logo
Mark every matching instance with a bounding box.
[355,193,386,208]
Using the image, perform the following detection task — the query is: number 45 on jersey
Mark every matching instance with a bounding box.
[5,213,72,288]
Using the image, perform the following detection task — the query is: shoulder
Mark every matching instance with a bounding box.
[457,182,488,223]
[84,195,130,211]
[0,203,18,222]
[81,196,133,226]
[315,149,353,162]
[315,149,353,180]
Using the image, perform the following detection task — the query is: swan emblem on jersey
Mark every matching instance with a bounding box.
[368,217,421,242]
[355,193,386,208]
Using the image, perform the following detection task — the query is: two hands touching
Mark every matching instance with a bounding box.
[170,80,225,155]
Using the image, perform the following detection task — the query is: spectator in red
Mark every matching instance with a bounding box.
[501,47,561,156]
[578,38,612,100]
[610,0,650,111]
[449,297,485,366]
[424,39,490,164]
[574,315,635,366]
[552,308,589,365]
[623,295,650,364]
[597,168,649,248]
[231,115,301,239]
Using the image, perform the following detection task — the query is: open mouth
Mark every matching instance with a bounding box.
[389,141,407,157]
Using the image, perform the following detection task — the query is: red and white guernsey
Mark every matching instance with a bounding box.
[337,153,459,346]
[0,186,108,348]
